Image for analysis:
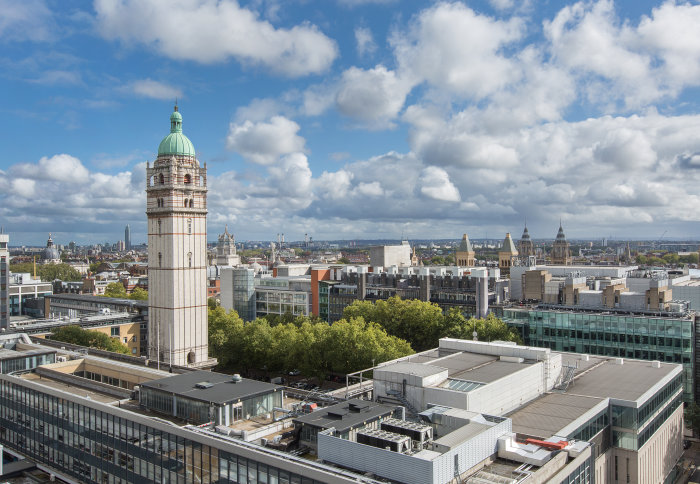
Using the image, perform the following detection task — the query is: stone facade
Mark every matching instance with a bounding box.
[146,107,210,367]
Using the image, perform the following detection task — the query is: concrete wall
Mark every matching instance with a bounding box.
[220,267,233,310]
[465,363,545,415]
[633,403,683,484]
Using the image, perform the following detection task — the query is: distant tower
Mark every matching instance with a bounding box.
[455,234,475,267]
[518,224,535,259]
[124,224,131,251]
[0,230,8,329]
[411,246,419,266]
[551,222,572,265]
[216,225,240,266]
[145,105,211,367]
[42,233,61,264]
[498,233,518,276]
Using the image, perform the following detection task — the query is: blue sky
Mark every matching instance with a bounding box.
[3,0,700,245]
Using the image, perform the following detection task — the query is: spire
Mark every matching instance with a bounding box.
[458,233,473,252]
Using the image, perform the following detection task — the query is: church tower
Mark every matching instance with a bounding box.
[146,106,212,367]
[498,233,518,276]
[518,224,535,259]
[455,233,475,267]
[551,222,572,265]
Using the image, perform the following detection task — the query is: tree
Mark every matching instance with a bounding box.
[50,325,130,354]
[342,296,521,351]
[103,282,127,298]
[38,263,82,282]
[337,257,350,264]
[208,298,220,310]
[129,287,148,300]
[686,403,700,436]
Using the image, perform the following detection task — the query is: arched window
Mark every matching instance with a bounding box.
[158,219,162,235]
[188,218,192,234]
[159,174,164,184]
[188,252,192,268]
[184,174,191,184]
[184,199,188,208]
[158,252,162,267]
[189,199,194,208]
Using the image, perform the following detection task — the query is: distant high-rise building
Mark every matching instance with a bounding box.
[0,231,8,329]
[124,224,131,251]
[455,233,475,267]
[146,105,211,367]
[551,223,572,265]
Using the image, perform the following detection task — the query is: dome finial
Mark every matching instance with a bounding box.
[174,98,178,112]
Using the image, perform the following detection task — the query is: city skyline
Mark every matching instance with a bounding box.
[3,1,700,244]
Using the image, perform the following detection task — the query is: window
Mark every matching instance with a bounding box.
[123,337,128,343]
[189,199,194,208]
[188,252,192,268]
[158,219,162,235]
[188,219,192,234]
[184,174,191,184]
[158,253,162,267]
[111,327,119,337]
[159,174,164,184]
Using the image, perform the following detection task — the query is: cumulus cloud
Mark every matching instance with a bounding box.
[392,2,523,98]
[94,0,338,77]
[418,167,460,202]
[128,79,182,100]
[335,65,412,126]
[226,116,306,165]
[12,154,90,183]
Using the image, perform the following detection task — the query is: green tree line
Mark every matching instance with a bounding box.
[636,253,698,266]
[49,325,130,354]
[342,296,520,351]
[208,307,413,380]
[9,262,82,282]
[102,282,148,300]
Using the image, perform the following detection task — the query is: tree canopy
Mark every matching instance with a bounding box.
[208,307,413,379]
[9,262,82,282]
[50,325,130,354]
[342,296,521,351]
[102,282,147,300]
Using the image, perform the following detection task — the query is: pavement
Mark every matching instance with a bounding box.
[679,440,700,483]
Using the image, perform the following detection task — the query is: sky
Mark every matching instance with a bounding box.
[3,0,700,245]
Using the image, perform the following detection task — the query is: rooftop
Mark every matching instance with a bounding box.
[293,399,396,433]
[508,393,604,439]
[46,293,148,308]
[141,370,281,405]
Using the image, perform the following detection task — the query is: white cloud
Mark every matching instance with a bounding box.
[129,79,182,100]
[418,167,460,202]
[335,65,412,126]
[355,27,376,57]
[94,0,338,77]
[13,154,89,183]
[226,116,306,165]
[392,2,523,98]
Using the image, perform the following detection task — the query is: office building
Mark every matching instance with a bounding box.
[369,242,412,268]
[0,232,8,329]
[124,224,131,251]
[9,272,53,317]
[146,105,212,367]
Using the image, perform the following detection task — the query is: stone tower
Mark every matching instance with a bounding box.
[498,233,518,276]
[216,225,241,266]
[455,234,475,267]
[518,224,535,259]
[551,223,572,265]
[146,105,211,367]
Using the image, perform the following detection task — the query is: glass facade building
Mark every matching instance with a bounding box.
[0,375,365,484]
[232,268,256,321]
[503,308,694,401]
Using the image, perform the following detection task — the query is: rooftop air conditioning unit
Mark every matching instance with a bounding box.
[231,374,243,383]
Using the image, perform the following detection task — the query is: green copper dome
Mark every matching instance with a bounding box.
[158,106,195,157]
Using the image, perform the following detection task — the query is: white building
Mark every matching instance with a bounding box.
[146,105,212,367]
[369,241,412,268]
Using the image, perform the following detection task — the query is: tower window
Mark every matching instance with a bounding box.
[158,253,162,267]
[159,174,164,184]
[188,252,192,268]
[189,199,194,208]
[184,199,188,208]
[158,219,162,235]
[188,219,192,234]
[184,174,191,184]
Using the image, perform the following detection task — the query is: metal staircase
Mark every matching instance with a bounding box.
[386,389,420,416]
[554,364,577,391]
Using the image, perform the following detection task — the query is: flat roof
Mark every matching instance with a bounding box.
[141,371,280,405]
[46,293,148,308]
[509,393,604,439]
[376,362,446,377]
[0,346,55,361]
[293,399,396,433]
[433,421,492,450]
[565,358,679,402]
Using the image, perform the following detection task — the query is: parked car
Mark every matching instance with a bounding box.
[288,369,301,376]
